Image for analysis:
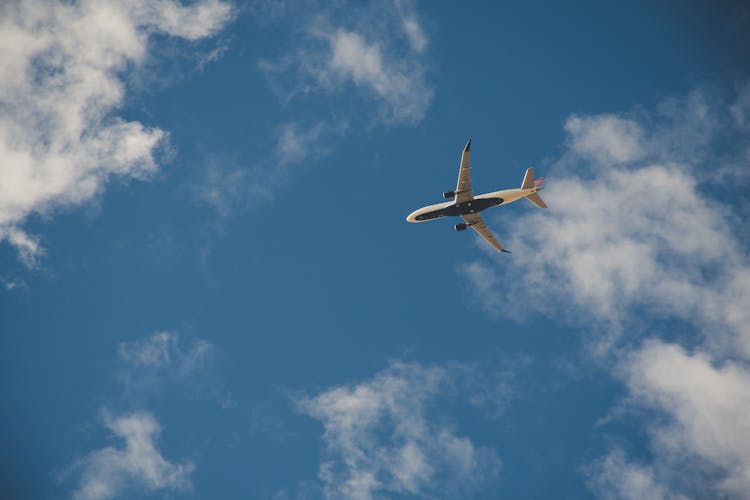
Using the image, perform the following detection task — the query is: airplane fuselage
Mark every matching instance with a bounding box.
[406,187,540,223]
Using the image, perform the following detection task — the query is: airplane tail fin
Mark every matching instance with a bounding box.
[522,167,547,208]
[521,167,535,189]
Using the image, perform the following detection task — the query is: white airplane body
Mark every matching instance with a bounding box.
[406,139,547,253]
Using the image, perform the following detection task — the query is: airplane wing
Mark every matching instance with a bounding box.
[461,212,510,253]
[455,139,473,203]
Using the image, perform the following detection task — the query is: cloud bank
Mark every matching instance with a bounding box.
[0,0,232,265]
[462,85,750,498]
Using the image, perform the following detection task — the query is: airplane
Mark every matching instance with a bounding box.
[406,139,547,253]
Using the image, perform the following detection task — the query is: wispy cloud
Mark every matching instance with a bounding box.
[319,28,432,124]
[1,226,43,267]
[67,331,226,497]
[298,361,501,499]
[195,118,349,217]
[0,0,233,265]
[460,85,750,498]
[258,1,433,125]
[586,448,686,500]
[117,331,230,407]
[395,0,428,53]
[118,331,213,373]
[197,1,432,217]
[276,121,332,167]
[72,411,194,500]
[0,273,27,291]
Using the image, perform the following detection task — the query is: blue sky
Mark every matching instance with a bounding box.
[1,1,749,499]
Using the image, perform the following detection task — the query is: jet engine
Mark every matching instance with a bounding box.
[454,223,468,231]
[443,190,455,199]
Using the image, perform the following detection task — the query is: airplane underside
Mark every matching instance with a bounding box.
[412,197,504,221]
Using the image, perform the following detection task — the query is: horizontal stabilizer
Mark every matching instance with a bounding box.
[526,192,547,209]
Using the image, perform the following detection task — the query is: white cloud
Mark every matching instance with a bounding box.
[564,115,644,164]
[465,89,750,356]
[402,19,427,53]
[203,1,430,218]
[73,411,194,500]
[318,27,432,124]
[118,331,213,374]
[624,341,750,497]
[195,161,274,216]
[589,342,750,499]
[298,361,500,499]
[68,331,227,496]
[0,274,26,291]
[459,86,750,498]
[395,0,428,53]
[586,449,686,500]
[195,119,346,215]
[119,331,178,368]
[276,121,334,167]
[116,331,229,406]
[1,226,43,267]
[259,1,433,124]
[0,0,232,265]
[463,160,748,362]
[135,0,234,41]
